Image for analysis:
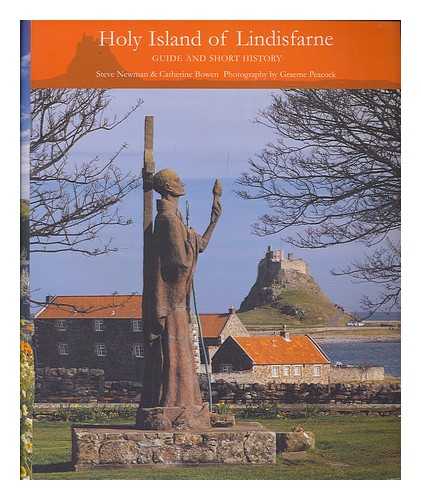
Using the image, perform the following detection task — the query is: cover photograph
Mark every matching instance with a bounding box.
[20,20,401,480]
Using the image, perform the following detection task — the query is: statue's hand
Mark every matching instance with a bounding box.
[210,200,222,224]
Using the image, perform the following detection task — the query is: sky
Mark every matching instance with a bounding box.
[27,87,393,313]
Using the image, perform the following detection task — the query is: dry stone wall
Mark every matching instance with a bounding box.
[330,366,384,383]
[36,367,400,405]
[205,379,400,405]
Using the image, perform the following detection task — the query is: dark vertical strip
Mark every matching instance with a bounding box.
[20,20,34,480]
[20,20,31,321]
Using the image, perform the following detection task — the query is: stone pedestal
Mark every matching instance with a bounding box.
[136,404,210,431]
[71,422,276,469]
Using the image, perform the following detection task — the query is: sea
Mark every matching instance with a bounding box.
[320,341,401,377]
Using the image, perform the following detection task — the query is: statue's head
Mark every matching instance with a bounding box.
[153,169,185,197]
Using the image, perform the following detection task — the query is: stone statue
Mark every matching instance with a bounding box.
[137,169,222,430]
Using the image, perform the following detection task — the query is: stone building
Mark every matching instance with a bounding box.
[211,333,331,384]
[263,246,308,275]
[34,295,145,381]
[34,295,250,382]
[191,307,249,371]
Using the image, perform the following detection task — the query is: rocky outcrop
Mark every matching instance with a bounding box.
[239,248,350,325]
[276,428,315,453]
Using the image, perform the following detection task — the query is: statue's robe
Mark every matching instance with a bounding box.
[142,199,204,409]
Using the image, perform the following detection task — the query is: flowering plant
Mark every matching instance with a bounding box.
[20,323,34,479]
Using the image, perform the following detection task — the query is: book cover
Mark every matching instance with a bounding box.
[20,19,401,480]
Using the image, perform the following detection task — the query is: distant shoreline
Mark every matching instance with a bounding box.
[246,325,401,344]
[315,335,400,344]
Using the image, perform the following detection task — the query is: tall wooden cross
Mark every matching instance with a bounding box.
[142,116,155,340]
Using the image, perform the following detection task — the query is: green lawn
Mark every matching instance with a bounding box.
[33,416,400,480]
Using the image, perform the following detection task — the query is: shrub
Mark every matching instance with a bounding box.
[236,402,286,419]
[35,404,138,422]
[214,402,231,415]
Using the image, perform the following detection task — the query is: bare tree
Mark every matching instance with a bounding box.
[30,89,142,256]
[237,89,400,313]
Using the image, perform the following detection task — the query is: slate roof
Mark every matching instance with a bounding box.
[35,295,142,319]
[232,335,330,365]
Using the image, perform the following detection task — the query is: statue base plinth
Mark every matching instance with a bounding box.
[136,404,210,431]
[71,422,276,469]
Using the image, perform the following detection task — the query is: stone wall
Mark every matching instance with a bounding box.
[212,364,330,384]
[36,367,398,405]
[34,318,145,381]
[36,367,142,402]
[204,380,400,405]
[330,366,385,383]
[280,258,308,275]
[211,365,383,385]
[220,313,250,341]
[72,425,276,468]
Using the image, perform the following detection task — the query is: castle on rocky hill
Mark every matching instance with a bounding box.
[239,247,350,325]
[262,246,308,275]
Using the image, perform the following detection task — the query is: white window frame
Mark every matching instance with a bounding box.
[282,365,290,377]
[220,364,233,373]
[94,319,104,332]
[95,343,107,357]
[133,343,144,358]
[55,319,67,331]
[57,342,69,355]
[132,319,142,332]
[271,365,280,378]
[313,365,322,377]
[292,365,302,377]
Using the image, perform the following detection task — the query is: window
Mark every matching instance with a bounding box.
[94,319,104,332]
[95,343,107,357]
[133,343,144,358]
[313,365,321,377]
[55,319,67,331]
[132,320,142,332]
[220,364,233,373]
[57,343,69,355]
[271,366,280,378]
[282,365,290,377]
[292,365,302,377]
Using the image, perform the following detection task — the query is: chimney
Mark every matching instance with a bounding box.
[45,295,52,304]
[281,324,291,341]
[287,252,294,260]
[228,306,236,314]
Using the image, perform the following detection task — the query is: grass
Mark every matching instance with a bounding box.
[238,287,351,327]
[33,415,400,480]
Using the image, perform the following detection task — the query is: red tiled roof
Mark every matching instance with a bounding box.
[232,335,330,365]
[198,313,230,338]
[35,295,142,319]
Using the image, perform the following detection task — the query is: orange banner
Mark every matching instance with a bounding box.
[31,20,400,89]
